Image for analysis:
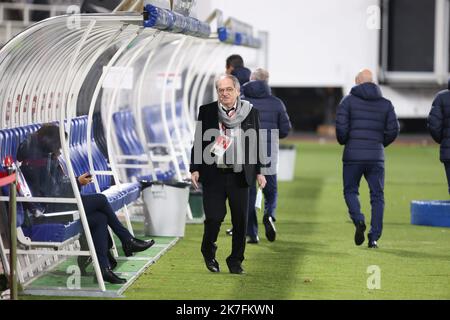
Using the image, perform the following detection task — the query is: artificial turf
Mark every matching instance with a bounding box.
[123,140,450,300]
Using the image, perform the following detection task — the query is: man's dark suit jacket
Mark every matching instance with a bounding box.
[190,101,262,187]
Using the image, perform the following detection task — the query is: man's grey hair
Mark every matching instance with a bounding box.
[215,74,240,92]
[251,68,270,82]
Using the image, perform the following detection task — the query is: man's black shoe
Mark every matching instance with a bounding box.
[107,251,117,270]
[263,215,276,242]
[123,238,155,257]
[226,228,233,236]
[204,258,220,273]
[227,263,245,274]
[354,221,366,246]
[100,267,126,284]
[368,240,378,248]
[226,258,245,274]
[77,256,92,276]
[132,237,152,245]
[246,235,259,244]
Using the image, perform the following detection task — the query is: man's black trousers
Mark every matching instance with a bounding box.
[201,170,249,266]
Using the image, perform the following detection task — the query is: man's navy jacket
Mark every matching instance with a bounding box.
[242,80,292,173]
[335,82,400,163]
[242,80,291,139]
[428,80,450,162]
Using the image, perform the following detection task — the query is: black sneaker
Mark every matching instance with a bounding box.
[354,221,366,246]
[263,215,276,242]
[226,257,245,274]
[368,240,378,248]
[246,235,259,244]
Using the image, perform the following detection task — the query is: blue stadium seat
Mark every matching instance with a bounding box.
[113,109,145,178]
[141,103,183,144]
[112,108,177,182]
[66,116,141,209]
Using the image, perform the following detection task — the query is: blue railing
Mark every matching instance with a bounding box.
[218,27,262,48]
[143,4,211,38]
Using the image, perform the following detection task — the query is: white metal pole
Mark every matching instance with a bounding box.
[197,44,229,114]
[106,31,159,180]
[189,43,221,120]
[87,25,141,236]
[58,19,106,291]
[135,31,165,181]
[182,40,205,138]
[169,37,191,173]
[160,38,186,181]
[190,44,222,118]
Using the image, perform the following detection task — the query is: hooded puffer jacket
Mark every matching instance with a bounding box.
[336,82,399,162]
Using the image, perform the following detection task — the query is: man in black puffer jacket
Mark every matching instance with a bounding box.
[336,69,399,249]
[428,79,450,194]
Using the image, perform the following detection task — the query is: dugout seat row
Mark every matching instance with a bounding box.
[67,116,141,212]
[141,103,184,145]
[112,108,180,182]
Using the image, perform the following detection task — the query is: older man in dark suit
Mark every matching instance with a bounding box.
[190,74,266,274]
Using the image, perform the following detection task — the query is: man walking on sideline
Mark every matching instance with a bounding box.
[190,74,266,274]
[242,68,292,243]
[428,79,450,194]
[224,55,251,237]
[336,69,399,249]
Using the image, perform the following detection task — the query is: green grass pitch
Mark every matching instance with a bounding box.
[19,140,450,300]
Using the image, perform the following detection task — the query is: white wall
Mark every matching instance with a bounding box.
[197,0,380,93]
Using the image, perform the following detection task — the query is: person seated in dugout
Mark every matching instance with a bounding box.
[16,124,155,284]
